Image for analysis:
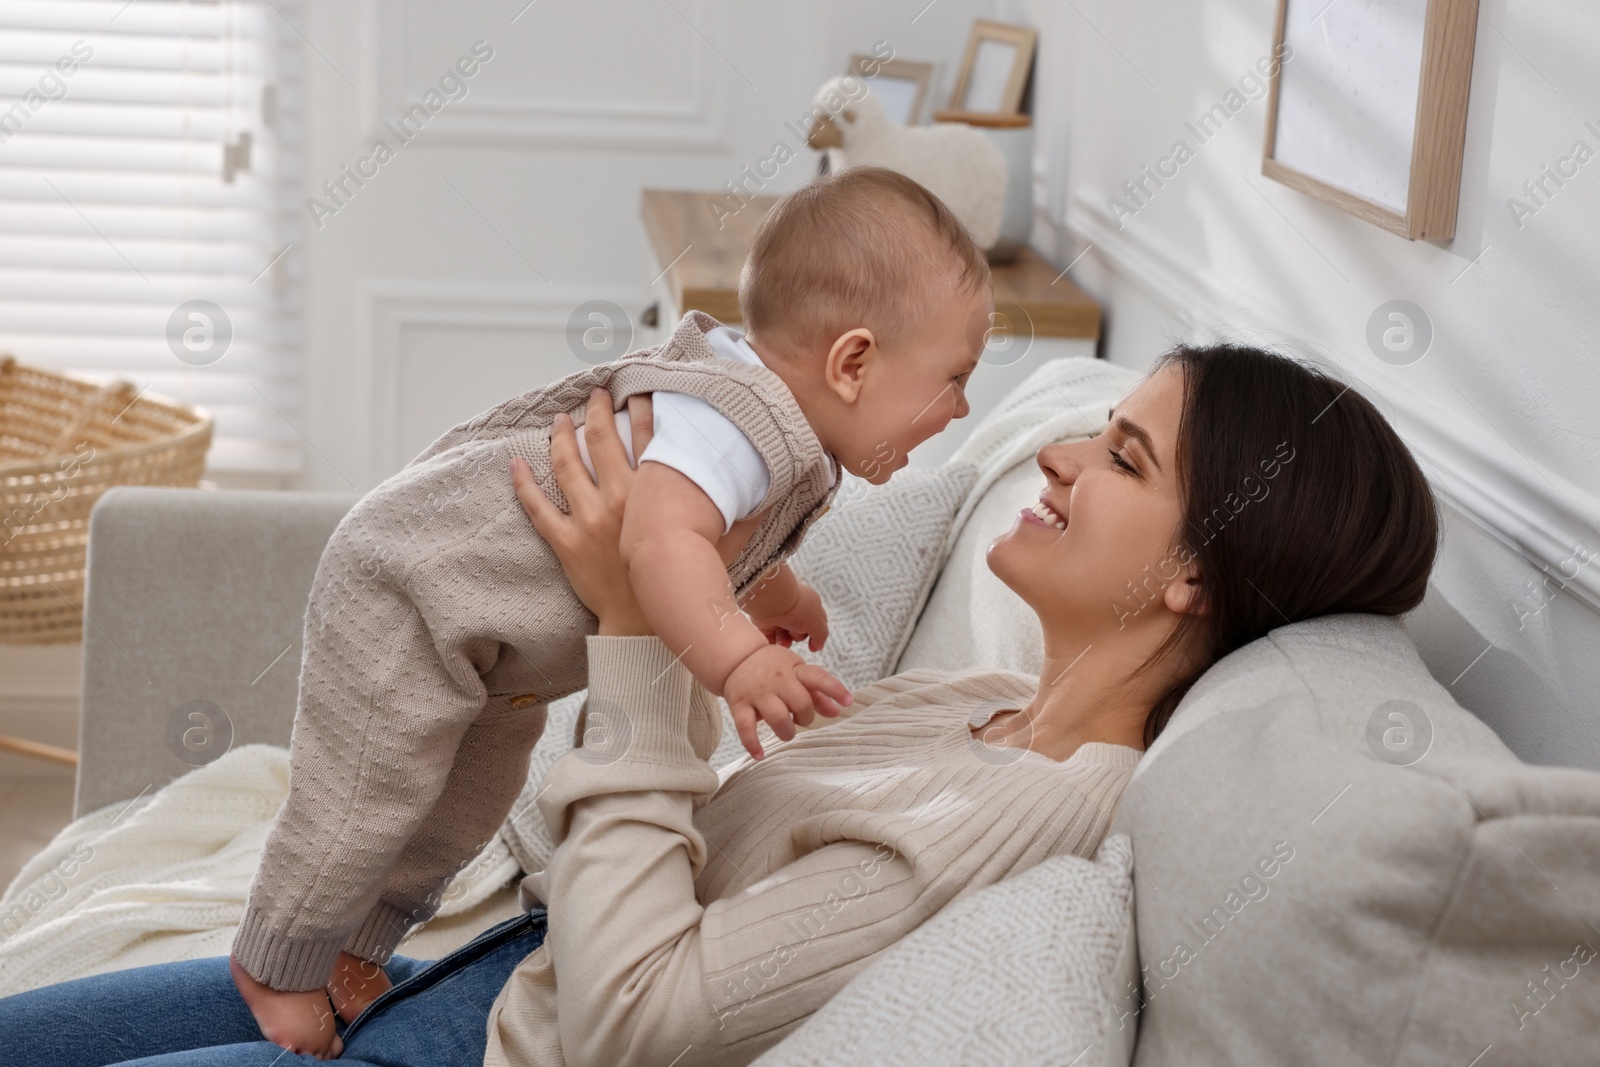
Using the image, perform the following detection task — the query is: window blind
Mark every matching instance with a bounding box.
[0,0,302,474]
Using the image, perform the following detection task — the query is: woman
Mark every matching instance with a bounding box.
[0,342,1436,1066]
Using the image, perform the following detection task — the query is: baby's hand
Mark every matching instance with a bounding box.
[748,579,829,652]
[229,954,344,1060]
[723,644,852,760]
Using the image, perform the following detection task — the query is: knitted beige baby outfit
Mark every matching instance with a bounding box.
[232,311,840,991]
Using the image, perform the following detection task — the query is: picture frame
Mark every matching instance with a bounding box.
[848,54,936,126]
[947,19,1037,116]
[1262,0,1479,241]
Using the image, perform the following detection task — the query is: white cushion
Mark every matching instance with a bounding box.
[753,834,1139,1067]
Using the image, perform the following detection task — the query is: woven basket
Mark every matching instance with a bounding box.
[0,355,212,644]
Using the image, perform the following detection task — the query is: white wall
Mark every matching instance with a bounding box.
[1011,0,1600,768]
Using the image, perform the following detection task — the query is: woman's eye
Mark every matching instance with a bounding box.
[1108,448,1136,474]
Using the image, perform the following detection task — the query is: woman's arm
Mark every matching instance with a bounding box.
[532,635,917,1067]
[508,394,905,1065]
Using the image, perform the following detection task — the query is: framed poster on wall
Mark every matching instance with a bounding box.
[1262,0,1479,241]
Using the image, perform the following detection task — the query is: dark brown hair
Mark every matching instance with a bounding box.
[1129,342,1439,747]
[738,165,991,357]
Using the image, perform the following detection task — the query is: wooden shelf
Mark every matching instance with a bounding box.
[641,188,1100,340]
[929,109,1033,128]
[0,733,77,766]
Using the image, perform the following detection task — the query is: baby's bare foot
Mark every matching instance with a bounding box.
[328,949,393,1024]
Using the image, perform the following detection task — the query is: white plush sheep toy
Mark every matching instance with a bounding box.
[805,74,1007,251]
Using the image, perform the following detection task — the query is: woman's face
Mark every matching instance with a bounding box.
[986,364,1195,633]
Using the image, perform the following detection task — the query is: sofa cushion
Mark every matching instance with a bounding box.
[76,487,360,818]
[1113,612,1600,1065]
[789,461,979,689]
[752,834,1139,1067]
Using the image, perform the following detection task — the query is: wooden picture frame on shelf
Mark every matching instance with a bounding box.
[848,54,937,126]
[1262,0,1479,241]
[946,19,1037,116]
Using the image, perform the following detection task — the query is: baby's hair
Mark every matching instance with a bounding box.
[737,166,991,359]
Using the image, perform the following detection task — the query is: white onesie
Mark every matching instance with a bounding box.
[576,326,835,534]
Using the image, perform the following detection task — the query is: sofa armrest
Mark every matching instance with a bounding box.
[75,486,358,819]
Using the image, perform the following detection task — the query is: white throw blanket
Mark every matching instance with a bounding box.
[0,744,518,996]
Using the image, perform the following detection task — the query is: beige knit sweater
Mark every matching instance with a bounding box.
[233,311,840,991]
[483,635,1142,1067]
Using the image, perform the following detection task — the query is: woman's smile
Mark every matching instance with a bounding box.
[1019,496,1068,530]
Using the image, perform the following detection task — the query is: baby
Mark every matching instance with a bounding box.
[230,164,995,1057]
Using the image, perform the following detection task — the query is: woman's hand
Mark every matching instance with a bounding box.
[512,386,655,636]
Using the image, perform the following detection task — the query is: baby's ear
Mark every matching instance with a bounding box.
[823,327,877,402]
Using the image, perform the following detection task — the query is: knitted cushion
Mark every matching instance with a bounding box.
[788,461,979,690]
[497,461,980,877]
[752,834,1138,1067]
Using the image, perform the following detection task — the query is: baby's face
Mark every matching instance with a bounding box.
[836,283,993,485]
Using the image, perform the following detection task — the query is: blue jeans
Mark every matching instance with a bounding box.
[0,907,548,1066]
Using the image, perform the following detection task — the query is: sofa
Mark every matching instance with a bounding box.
[41,357,1600,1063]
